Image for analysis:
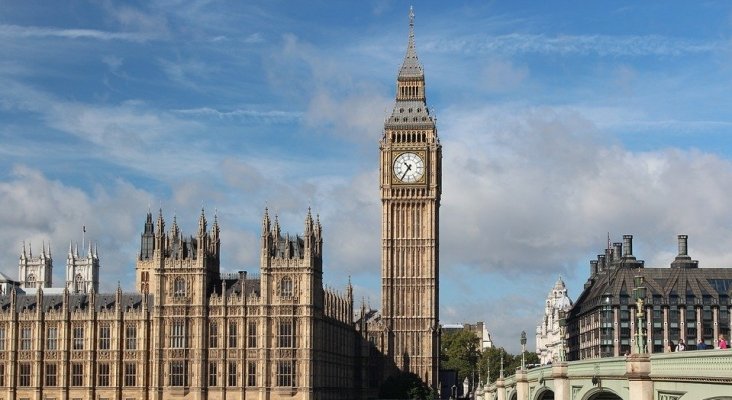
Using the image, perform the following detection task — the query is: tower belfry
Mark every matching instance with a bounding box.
[380,6,441,389]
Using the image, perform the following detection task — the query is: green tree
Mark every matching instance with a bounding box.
[378,372,431,399]
[440,329,480,386]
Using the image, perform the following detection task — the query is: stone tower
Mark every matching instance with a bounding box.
[65,240,100,293]
[18,242,53,288]
[380,7,441,388]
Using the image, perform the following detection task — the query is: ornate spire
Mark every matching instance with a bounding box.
[156,208,165,236]
[398,6,423,79]
[262,208,270,236]
[198,207,207,237]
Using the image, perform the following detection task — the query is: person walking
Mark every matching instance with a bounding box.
[718,334,728,349]
[696,338,707,350]
[675,338,686,351]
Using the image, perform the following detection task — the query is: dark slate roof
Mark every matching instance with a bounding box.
[570,265,732,318]
[221,274,260,298]
[0,292,151,313]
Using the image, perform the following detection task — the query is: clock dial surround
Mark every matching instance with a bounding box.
[393,152,425,183]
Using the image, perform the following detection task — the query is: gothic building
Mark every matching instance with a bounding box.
[535,277,573,364]
[0,7,439,399]
[567,234,732,360]
[0,209,360,400]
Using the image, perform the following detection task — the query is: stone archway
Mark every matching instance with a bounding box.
[535,388,555,400]
[509,390,518,400]
[585,390,622,400]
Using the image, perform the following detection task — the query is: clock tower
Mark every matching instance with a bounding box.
[380,7,441,389]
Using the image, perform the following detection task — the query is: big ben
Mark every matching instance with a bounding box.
[380,7,441,389]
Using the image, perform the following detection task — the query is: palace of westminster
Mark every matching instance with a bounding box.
[4,7,732,400]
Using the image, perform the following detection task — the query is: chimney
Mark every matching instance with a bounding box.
[590,260,598,276]
[671,234,698,269]
[677,235,688,256]
[623,235,633,257]
[613,242,622,261]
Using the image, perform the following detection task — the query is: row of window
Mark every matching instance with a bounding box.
[1,360,296,388]
[0,319,296,352]
[0,325,138,351]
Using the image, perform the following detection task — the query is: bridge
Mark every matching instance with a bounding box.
[476,350,732,400]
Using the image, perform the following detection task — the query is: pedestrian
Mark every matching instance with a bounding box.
[697,338,707,350]
[667,340,675,353]
[718,334,728,349]
[675,338,686,352]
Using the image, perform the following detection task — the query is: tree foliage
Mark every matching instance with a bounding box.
[440,329,480,385]
[378,372,432,400]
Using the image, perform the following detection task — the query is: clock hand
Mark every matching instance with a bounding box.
[400,169,409,180]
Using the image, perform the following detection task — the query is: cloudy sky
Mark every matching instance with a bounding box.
[3,1,732,352]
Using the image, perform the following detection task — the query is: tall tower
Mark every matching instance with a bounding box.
[65,240,100,293]
[380,7,441,389]
[18,242,53,289]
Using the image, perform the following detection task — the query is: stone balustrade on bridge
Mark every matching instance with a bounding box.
[475,349,732,400]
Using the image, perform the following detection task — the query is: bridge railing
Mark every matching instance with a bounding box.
[650,349,732,381]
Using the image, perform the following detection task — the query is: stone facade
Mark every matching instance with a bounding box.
[0,209,361,400]
[536,277,573,364]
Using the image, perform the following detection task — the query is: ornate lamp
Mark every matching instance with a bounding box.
[520,331,527,370]
[633,273,647,353]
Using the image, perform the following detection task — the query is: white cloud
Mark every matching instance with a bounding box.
[0,166,151,290]
[0,24,154,42]
[480,59,529,92]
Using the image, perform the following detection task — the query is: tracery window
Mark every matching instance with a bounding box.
[281,276,293,297]
[169,361,187,386]
[20,326,32,350]
[171,320,186,348]
[209,322,218,348]
[45,363,57,386]
[228,361,237,387]
[247,362,256,386]
[46,326,58,350]
[247,322,257,348]
[25,274,36,288]
[124,363,136,386]
[99,324,111,350]
[276,360,295,387]
[174,277,186,297]
[72,326,84,350]
[126,324,137,350]
[278,320,294,348]
[98,362,111,386]
[228,321,237,348]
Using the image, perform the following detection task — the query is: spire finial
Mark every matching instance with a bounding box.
[409,6,414,29]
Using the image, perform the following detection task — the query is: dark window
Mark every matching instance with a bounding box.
[169,361,187,387]
[18,363,31,386]
[124,363,136,386]
[98,363,110,386]
[228,361,237,387]
[45,363,57,386]
[71,363,84,386]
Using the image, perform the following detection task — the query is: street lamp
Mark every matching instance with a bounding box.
[634,273,647,354]
[558,310,567,362]
[520,331,527,370]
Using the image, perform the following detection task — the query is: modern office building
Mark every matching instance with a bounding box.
[567,234,732,360]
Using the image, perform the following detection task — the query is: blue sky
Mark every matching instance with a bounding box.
[3,1,732,352]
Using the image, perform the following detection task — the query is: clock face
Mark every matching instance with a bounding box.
[393,152,425,183]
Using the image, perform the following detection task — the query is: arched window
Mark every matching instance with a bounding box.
[280,277,293,297]
[174,278,186,297]
[75,273,84,291]
[25,274,36,288]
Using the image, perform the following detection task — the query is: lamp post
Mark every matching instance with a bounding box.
[558,310,567,362]
[634,273,647,354]
[520,331,527,370]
